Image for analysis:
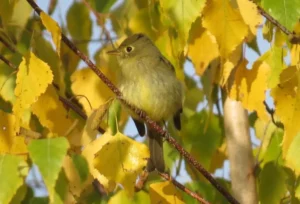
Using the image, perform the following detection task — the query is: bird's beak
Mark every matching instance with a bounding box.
[106,49,121,55]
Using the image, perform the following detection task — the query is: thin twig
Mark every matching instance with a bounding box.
[0,35,16,52]
[254,2,300,44]
[159,172,210,204]
[26,1,239,203]
[263,101,284,129]
[0,55,18,69]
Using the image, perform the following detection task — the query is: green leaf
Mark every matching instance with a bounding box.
[0,154,23,204]
[259,162,287,203]
[261,0,300,31]
[54,170,69,204]
[66,2,92,55]
[182,111,222,170]
[28,137,69,202]
[261,130,283,166]
[72,154,89,183]
[92,0,117,13]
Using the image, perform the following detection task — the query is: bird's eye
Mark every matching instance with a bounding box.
[125,46,133,53]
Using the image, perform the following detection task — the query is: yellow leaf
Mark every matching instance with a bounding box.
[188,18,219,75]
[220,44,242,86]
[63,156,84,197]
[229,59,270,121]
[40,12,61,56]
[0,110,27,154]
[202,0,248,58]
[31,85,74,136]
[82,132,116,194]
[291,44,300,66]
[13,52,53,132]
[149,181,184,204]
[236,0,262,35]
[108,190,150,204]
[271,66,300,156]
[93,132,149,197]
[71,67,115,115]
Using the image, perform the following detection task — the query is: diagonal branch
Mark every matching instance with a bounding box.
[25,1,239,203]
[0,36,208,204]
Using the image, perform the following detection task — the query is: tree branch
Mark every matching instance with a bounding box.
[25,1,239,203]
[159,172,210,204]
[253,1,300,44]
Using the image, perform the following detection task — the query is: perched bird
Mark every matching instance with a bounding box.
[107,33,183,172]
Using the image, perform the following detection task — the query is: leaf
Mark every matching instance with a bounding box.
[263,47,285,88]
[28,137,69,202]
[82,133,116,194]
[271,66,300,156]
[182,111,222,172]
[13,52,53,132]
[0,110,27,154]
[259,162,287,204]
[229,59,270,121]
[261,0,300,31]
[188,17,219,75]
[291,44,300,66]
[93,132,149,196]
[63,156,85,197]
[67,2,92,55]
[286,132,300,176]
[31,85,74,136]
[0,154,24,204]
[0,0,32,39]
[108,190,150,204]
[159,0,206,47]
[0,60,16,103]
[202,0,248,58]
[71,154,89,183]
[71,67,115,115]
[149,181,184,204]
[93,0,117,13]
[236,0,263,35]
[40,12,62,56]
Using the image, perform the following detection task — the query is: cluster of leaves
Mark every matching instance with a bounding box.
[0,0,300,203]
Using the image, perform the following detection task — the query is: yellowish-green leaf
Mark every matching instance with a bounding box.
[71,67,115,115]
[159,0,206,47]
[202,0,248,58]
[236,0,263,35]
[82,132,116,194]
[108,190,150,204]
[188,17,219,75]
[149,181,184,204]
[271,66,300,156]
[286,132,300,176]
[262,47,285,88]
[93,132,149,196]
[229,59,270,121]
[13,52,53,132]
[0,154,24,204]
[28,137,69,203]
[32,85,74,136]
[291,44,300,66]
[0,110,27,154]
[40,12,62,56]
[0,61,16,103]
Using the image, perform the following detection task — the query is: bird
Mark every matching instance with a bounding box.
[107,33,183,172]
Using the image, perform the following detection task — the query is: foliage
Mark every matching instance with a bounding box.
[0,0,300,203]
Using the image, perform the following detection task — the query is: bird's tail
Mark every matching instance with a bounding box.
[146,124,165,172]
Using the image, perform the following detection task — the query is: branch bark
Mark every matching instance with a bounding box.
[223,97,258,204]
[26,0,239,203]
